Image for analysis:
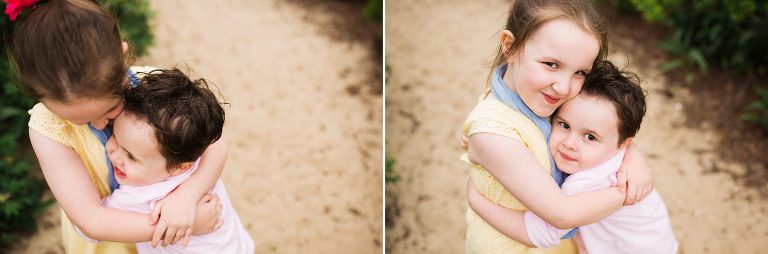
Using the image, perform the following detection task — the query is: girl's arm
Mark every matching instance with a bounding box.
[468,133,624,229]
[29,129,221,242]
[149,137,228,246]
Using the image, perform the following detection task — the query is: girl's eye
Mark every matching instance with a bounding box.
[543,62,558,68]
[584,133,596,141]
[127,154,137,162]
[559,121,569,129]
[576,70,588,77]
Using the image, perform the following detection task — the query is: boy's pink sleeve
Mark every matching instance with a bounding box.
[524,211,571,247]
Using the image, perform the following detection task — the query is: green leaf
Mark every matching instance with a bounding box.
[660,59,683,73]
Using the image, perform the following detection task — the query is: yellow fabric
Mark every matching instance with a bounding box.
[29,103,136,254]
[27,66,156,254]
[462,92,576,254]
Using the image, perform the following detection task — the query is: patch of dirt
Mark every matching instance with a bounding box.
[597,3,768,196]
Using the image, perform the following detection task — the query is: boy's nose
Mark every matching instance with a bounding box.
[563,134,578,151]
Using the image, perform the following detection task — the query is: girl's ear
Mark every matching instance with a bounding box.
[122,42,129,54]
[500,30,515,64]
[169,162,194,177]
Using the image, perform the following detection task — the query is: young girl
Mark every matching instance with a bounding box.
[8,0,226,253]
[468,61,678,253]
[461,1,654,253]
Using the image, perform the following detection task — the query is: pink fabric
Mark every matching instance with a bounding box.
[77,159,255,253]
[524,149,678,253]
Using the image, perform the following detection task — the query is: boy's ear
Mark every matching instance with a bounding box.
[620,137,634,150]
[169,162,194,177]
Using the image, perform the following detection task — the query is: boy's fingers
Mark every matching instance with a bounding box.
[151,223,166,247]
[171,228,185,245]
[150,200,163,225]
[616,169,628,195]
[183,228,193,247]
[163,227,176,246]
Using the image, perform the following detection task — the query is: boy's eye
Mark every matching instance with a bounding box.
[127,154,137,162]
[543,62,558,68]
[558,121,569,129]
[584,133,596,141]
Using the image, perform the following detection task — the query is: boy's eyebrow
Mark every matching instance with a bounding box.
[114,133,143,164]
[581,126,604,139]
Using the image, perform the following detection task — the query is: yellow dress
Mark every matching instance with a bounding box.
[27,66,156,254]
[462,92,576,254]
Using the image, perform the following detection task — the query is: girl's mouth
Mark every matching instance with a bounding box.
[543,94,561,105]
[114,165,127,179]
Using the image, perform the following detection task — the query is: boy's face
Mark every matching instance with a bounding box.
[106,112,171,187]
[549,94,624,174]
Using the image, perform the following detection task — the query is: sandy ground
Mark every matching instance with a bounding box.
[10,0,382,253]
[385,1,768,253]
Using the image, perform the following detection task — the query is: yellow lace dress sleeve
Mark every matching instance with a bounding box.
[28,103,137,254]
[462,98,576,254]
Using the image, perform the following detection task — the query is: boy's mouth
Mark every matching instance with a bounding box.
[558,151,577,162]
[113,165,127,179]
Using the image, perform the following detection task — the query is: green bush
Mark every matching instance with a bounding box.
[742,87,768,130]
[623,0,768,73]
[0,0,153,248]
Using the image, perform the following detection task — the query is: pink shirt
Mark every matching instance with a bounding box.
[524,150,677,253]
[77,159,254,254]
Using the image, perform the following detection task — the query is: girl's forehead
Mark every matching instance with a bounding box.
[42,96,122,123]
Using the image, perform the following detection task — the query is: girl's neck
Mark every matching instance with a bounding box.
[501,63,518,93]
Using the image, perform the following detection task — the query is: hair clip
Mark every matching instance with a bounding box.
[3,0,40,21]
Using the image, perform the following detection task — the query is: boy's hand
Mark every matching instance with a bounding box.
[149,191,220,247]
[616,142,654,205]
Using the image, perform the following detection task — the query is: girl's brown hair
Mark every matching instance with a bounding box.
[490,0,607,77]
[11,0,129,102]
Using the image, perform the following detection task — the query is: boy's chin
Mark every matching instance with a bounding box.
[556,164,579,174]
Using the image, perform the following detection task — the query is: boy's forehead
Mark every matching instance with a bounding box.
[560,95,620,132]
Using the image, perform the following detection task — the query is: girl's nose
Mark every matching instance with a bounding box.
[106,136,117,153]
[91,119,108,130]
[552,76,572,96]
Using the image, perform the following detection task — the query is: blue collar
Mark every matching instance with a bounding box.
[490,64,566,186]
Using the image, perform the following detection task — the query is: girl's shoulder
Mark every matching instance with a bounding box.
[28,103,76,147]
[464,96,539,137]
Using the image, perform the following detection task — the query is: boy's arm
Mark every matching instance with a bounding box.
[466,179,535,247]
[149,137,228,246]
[468,133,624,229]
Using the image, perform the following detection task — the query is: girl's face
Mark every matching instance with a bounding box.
[42,96,124,130]
[549,95,624,174]
[105,112,172,187]
[504,19,600,117]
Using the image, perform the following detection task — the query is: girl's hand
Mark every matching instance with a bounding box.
[616,142,655,205]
